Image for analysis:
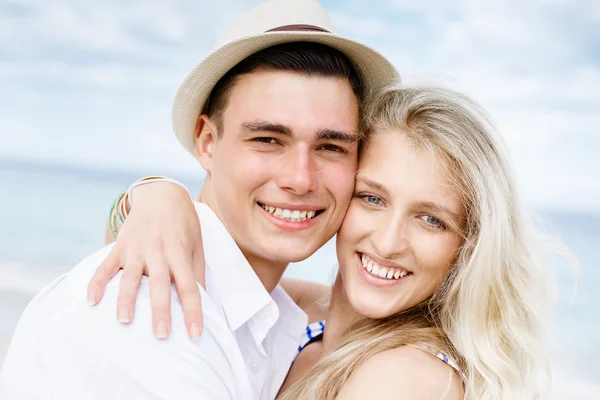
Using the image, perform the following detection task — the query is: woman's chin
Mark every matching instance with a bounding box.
[348,293,399,320]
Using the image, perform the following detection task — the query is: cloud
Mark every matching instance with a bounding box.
[325,0,599,211]
[0,0,598,212]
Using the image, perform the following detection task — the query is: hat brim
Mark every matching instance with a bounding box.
[172,31,399,155]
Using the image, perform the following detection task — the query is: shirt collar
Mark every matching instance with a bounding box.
[269,285,309,340]
[194,202,279,339]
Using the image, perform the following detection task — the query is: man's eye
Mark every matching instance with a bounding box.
[253,137,278,144]
[319,144,348,153]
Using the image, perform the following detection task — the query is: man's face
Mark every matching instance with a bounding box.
[202,69,359,268]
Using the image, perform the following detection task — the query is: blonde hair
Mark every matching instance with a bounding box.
[281,84,559,399]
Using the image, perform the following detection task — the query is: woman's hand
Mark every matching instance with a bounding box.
[87,181,205,340]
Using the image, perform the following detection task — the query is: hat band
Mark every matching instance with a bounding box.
[266,24,330,33]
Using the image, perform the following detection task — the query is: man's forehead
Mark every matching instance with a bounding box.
[221,70,360,138]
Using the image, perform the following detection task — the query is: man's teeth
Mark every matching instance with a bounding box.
[361,254,409,281]
[259,203,317,222]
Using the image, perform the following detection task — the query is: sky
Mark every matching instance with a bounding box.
[0,0,599,213]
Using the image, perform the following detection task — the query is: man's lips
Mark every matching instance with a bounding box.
[257,201,325,222]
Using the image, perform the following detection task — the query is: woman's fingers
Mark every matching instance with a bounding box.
[89,182,204,340]
[193,245,206,290]
[87,251,121,306]
[147,255,173,339]
[171,252,203,340]
[116,260,144,324]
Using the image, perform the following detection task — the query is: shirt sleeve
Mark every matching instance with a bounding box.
[44,293,235,400]
[0,251,236,400]
[0,274,69,400]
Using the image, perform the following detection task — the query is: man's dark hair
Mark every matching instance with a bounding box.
[203,42,364,135]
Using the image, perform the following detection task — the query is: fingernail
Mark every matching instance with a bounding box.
[155,320,168,339]
[87,291,97,306]
[189,322,201,340]
[118,307,131,324]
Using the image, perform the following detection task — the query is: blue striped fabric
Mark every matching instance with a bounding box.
[297,321,326,352]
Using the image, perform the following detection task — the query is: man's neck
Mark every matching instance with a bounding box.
[196,183,286,293]
[241,252,288,293]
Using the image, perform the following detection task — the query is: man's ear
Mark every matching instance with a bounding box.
[194,114,217,172]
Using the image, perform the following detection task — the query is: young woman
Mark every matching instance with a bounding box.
[91,84,559,399]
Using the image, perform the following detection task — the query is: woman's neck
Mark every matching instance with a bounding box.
[322,274,363,353]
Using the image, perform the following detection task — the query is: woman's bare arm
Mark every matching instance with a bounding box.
[89,180,205,340]
[104,220,115,245]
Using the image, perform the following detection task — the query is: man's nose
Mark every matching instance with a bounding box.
[276,147,318,196]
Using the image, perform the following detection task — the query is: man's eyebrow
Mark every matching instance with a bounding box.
[241,121,292,136]
[356,176,390,197]
[316,129,358,143]
[241,121,357,143]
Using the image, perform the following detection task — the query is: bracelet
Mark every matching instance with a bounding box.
[126,176,193,207]
[118,190,128,223]
[108,177,194,239]
[108,192,125,238]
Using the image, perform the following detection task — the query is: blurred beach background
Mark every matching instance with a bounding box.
[1,0,599,398]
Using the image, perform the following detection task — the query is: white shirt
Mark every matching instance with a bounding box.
[0,203,308,400]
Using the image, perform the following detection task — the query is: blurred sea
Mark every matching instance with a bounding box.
[0,158,598,398]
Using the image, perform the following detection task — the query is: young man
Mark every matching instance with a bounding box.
[0,0,397,399]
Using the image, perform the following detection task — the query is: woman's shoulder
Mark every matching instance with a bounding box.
[337,346,463,400]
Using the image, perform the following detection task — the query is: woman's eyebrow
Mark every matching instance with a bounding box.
[355,176,389,197]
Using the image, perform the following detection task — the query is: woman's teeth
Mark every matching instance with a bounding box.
[259,203,318,222]
[361,254,409,281]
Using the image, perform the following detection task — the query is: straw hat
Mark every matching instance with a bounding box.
[172,0,399,155]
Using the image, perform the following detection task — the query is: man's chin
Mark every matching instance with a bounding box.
[259,243,320,264]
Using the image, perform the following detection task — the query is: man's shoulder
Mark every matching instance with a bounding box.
[5,244,243,396]
[23,242,234,352]
[69,249,234,347]
[51,243,117,298]
[3,277,241,400]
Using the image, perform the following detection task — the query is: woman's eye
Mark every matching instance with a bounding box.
[358,194,382,206]
[420,215,445,229]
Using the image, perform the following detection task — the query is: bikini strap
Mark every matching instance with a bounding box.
[297,320,326,353]
[408,344,464,379]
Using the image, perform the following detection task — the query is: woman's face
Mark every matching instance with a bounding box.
[337,129,465,319]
